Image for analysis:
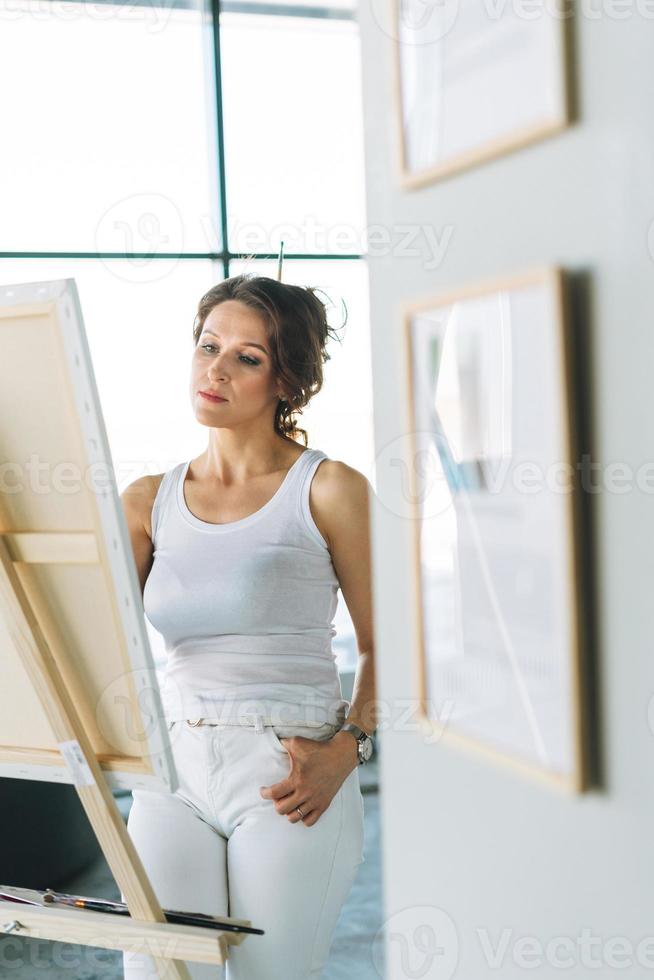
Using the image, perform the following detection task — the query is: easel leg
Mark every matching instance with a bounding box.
[0,540,194,979]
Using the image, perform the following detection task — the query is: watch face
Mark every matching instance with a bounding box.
[359,737,374,762]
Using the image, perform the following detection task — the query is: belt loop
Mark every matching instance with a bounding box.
[253,714,265,735]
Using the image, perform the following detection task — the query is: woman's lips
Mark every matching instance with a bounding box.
[199,391,227,403]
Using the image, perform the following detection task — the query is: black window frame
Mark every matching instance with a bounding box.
[1,0,366,276]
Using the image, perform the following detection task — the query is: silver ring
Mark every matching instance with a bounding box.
[295,805,305,818]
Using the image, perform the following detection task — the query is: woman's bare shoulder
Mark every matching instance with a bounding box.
[313,457,371,492]
[120,473,167,540]
[309,457,372,550]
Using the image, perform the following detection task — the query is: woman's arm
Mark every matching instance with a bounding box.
[310,460,378,770]
[120,476,157,597]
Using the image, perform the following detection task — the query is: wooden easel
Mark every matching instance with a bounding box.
[0,278,254,977]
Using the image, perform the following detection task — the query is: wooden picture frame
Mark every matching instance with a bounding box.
[402,267,590,791]
[391,0,574,188]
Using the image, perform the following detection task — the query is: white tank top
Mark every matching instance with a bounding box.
[143,448,350,727]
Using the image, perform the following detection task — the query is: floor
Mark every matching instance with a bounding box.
[0,760,384,980]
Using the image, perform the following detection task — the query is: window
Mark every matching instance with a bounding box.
[1,0,372,673]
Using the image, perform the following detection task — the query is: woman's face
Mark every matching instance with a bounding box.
[190,299,283,429]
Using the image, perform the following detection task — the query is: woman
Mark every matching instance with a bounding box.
[120,274,377,979]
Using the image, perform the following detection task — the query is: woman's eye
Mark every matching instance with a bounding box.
[200,344,259,366]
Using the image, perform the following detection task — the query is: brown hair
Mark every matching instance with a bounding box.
[192,273,346,446]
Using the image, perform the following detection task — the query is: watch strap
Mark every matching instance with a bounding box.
[341,722,368,741]
[340,722,372,765]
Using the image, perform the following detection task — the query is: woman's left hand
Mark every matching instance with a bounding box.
[259,732,358,827]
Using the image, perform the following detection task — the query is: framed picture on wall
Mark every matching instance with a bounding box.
[391,0,573,188]
[403,267,590,791]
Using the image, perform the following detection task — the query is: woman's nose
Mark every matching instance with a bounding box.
[208,355,228,380]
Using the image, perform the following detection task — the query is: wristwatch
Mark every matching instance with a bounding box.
[340,722,374,765]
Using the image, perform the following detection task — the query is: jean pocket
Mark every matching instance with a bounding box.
[268,722,338,751]
[267,726,290,753]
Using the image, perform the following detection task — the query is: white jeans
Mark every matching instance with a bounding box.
[121,715,365,980]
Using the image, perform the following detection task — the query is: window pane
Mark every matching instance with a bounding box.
[0,2,219,252]
[221,16,367,254]
[0,257,219,477]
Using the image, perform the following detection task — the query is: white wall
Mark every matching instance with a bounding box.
[357,6,654,977]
